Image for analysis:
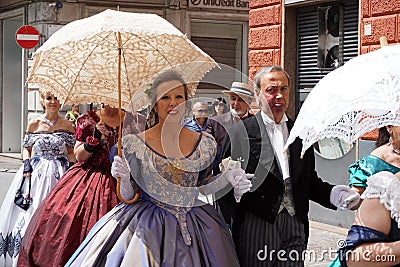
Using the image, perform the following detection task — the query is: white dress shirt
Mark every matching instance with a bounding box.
[260,111,290,180]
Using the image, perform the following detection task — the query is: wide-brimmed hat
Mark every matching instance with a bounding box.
[222,82,254,99]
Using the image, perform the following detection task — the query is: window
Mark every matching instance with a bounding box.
[317,5,343,69]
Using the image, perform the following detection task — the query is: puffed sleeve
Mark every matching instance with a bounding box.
[196,133,220,186]
[74,112,97,142]
[23,133,36,148]
[122,134,142,184]
[64,132,76,147]
[348,158,374,188]
[362,171,400,225]
[348,155,400,188]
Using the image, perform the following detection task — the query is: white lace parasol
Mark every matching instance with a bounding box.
[27,9,217,110]
[285,44,400,157]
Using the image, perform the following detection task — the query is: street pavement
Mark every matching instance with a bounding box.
[0,153,21,172]
[0,154,348,266]
[306,221,347,266]
[0,153,22,204]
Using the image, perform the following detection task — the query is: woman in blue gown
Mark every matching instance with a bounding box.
[66,70,252,267]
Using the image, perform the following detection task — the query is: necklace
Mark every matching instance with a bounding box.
[391,144,400,155]
[42,114,59,127]
[389,137,400,155]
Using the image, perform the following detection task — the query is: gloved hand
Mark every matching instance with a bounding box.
[224,168,253,202]
[112,155,134,199]
[23,159,32,176]
[111,155,130,182]
[330,185,360,210]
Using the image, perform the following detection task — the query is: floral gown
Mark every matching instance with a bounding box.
[0,130,75,267]
[17,111,120,267]
[66,133,240,267]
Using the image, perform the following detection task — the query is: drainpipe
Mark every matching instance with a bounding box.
[20,3,29,154]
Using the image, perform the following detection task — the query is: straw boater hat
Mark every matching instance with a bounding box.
[222,82,254,103]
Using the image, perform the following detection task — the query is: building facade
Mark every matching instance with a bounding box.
[248,0,400,227]
[0,0,249,153]
[249,0,400,118]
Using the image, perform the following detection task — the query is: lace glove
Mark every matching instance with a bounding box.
[23,159,32,176]
[111,155,134,199]
[330,185,360,210]
[199,157,252,199]
[224,169,253,202]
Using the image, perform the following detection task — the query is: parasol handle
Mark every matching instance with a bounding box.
[116,179,140,204]
[380,36,388,47]
[116,31,140,204]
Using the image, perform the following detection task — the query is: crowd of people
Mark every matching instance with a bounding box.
[0,65,398,267]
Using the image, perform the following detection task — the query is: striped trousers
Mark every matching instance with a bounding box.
[234,210,306,267]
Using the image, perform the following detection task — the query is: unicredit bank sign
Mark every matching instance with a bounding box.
[189,0,249,10]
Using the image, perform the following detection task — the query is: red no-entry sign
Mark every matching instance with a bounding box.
[15,25,40,49]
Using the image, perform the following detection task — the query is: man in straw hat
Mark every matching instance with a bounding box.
[206,82,254,148]
[218,66,361,266]
[206,82,254,225]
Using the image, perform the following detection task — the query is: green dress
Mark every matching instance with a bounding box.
[348,154,400,188]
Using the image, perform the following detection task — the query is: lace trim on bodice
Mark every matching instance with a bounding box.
[122,133,218,246]
[123,133,216,173]
[362,171,400,228]
[151,199,192,245]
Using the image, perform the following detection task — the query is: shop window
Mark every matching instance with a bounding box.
[317,5,343,69]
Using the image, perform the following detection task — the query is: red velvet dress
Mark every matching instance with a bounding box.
[17,111,119,267]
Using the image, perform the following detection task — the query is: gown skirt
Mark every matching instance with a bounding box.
[17,162,118,266]
[66,197,239,267]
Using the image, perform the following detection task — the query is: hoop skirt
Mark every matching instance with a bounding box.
[18,111,120,267]
[66,133,240,267]
[0,130,75,267]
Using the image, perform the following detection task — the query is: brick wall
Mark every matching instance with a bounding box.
[248,0,283,81]
[360,0,400,53]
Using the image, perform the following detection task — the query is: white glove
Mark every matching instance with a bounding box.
[330,185,360,210]
[224,168,253,202]
[111,155,134,199]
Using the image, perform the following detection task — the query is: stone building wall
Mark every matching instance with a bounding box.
[248,0,283,81]
[360,0,400,53]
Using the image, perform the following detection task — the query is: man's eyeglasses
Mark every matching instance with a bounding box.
[196,109,208,113]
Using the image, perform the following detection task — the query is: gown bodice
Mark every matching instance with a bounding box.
[23,131,75,160]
